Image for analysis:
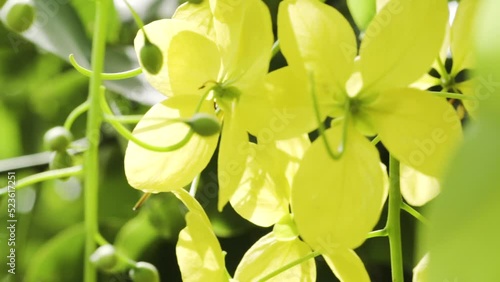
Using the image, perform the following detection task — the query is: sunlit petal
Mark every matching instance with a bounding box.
[366,88,463,177]
[291,123,385,250]
[400,163,441,206]
[167,30,221,96]
[450,0,479,75]
[322,247,370,282]
[134,19,204,95]
[124,96,218,193]
[359,0,448,93]
[278,0,357,97]
[234,232,316,282]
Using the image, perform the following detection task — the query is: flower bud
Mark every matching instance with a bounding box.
[44,126,73,152]
[90,245,119,272]
[129,262,160,282]
[185,113,221,137]
[49,151,74,177]
[140,39,163,75]
[6,3,35,33]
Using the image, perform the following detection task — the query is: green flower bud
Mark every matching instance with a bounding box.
[90,245,119,272]
[140,39,163,75]
[185,113,221,137]
[129,262,160,282]
[44,126,73,152]
[49,151,74,178]
[6,3,36,33]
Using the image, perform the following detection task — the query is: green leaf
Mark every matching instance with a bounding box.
[347,0,376,30]
[114,214,159,262]
[425,0,500,280]
[25,225,85,282]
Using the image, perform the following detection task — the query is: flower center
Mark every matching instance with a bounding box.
[212,83,241,112]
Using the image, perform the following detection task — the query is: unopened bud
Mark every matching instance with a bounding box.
[140,39,163,75]
[44,126,73,152]
[49,151,74,179]
[185,113,221,137]
[129,262,160,282]
[90,245,119,272]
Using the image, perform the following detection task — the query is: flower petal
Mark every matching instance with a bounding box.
[450,0,479,75]
[177,212,227,282]
[134,19,204,95]
[322,247,370,282]
[167,30,221,96]
[412,253,430,282]
[124,96,218,193]
[210,0,273,88]
[234,232,316,282]
[291,123,385,250]
[217,109,249,211]
[239,67,319,139]
[278,0,357,95]
[400,163,441,206]
[230,136,309,227]
[359,0,448,92]
[366,88,463,177]
[173,1,215,40]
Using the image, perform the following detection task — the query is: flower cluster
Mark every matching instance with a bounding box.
[123,0,464,280]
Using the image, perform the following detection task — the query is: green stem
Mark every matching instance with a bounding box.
[430,91,477,100]
[386,155,404,282]
[309,71,349,160]
[257,250,321,282]
[0,166,83,196]
[401,202,430,226]
[100,92,195,152]
[64,101,90,130]
[271,40,280,58]
[69,54,142,80]
[371,135,381,145]
[103,114,144,124]
[367,228,388,239]
[84,0,110,281]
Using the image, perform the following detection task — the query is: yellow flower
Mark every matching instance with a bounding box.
[278,0,461,279]
[124,0,275,211]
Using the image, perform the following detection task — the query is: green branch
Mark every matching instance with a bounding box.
[386,155,404,282]
[69,54,142,80]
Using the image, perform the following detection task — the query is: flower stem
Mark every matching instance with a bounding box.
[401,202,430,226]
[83,0,110,281]
[64,101,89,130]
[257,250,321,282]
[386,155,404,282]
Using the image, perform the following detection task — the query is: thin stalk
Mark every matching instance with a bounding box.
[83,0,110,280]
[257,250,321,282]
[401,202,430,226]
[386,155,404,282]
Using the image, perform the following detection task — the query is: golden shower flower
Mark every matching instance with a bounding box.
[278,0,461,278]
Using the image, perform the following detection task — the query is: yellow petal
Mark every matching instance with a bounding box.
[177,211,227,282]
[230,136,309,227]
[366,88,463,177]
[400,163,440,206]
[124,96,218,193]
[322,247,370,282]
[229,143,289,227]
[167,30,221,96]
[291,123,385,250]
[211,0,273,88]
[359,0,448,92]
[234,232,316,282]
[450,0,479,75]
[278,0,357,95]
[412,253,430,282]
[134,19,204,95]
[239,67,319,139]
[173,1,215,41]
[410,73,441,91]
[217,109,249,211]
